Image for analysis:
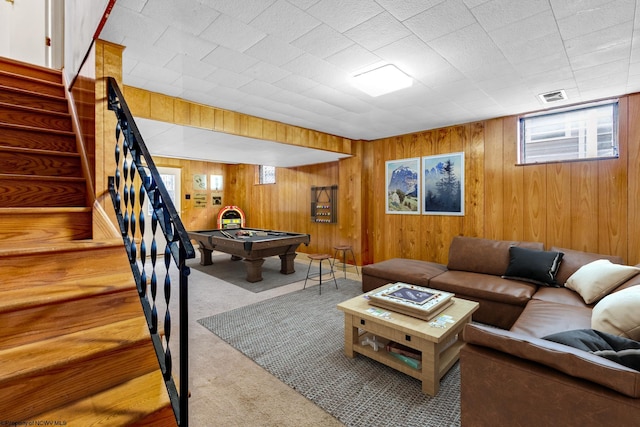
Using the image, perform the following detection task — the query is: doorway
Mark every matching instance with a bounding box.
[0,0,63,68]
[142,167,182,257]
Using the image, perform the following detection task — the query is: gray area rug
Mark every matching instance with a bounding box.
[198,279,461,427]
[189,253,320,293]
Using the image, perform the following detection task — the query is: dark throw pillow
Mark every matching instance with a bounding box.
[544,329,640,371]
[502,246,564,287]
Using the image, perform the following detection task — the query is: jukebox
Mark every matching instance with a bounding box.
[217,205,246,229]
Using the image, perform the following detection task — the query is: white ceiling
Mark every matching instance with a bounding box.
[100,0,640,166]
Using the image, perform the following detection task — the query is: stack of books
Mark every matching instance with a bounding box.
[386,341,421,369]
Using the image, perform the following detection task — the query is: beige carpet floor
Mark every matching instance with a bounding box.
[178,253,356,426]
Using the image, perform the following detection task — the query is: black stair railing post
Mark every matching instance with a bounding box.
[106,76,194,426]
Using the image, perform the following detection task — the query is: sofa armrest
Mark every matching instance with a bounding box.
[462,323,640,397]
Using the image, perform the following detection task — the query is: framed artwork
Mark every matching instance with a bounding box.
[422,152,464,216]
[385,157,420,214]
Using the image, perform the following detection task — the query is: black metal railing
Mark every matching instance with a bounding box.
[106,76,194,426]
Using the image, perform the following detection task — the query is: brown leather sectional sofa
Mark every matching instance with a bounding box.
[362,236,640,426]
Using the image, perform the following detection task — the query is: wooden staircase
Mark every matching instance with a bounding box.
[0,57,177,425]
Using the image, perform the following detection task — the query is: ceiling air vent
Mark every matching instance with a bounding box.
[538,89,567,104]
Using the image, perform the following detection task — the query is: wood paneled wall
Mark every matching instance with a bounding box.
[367,94,640,265]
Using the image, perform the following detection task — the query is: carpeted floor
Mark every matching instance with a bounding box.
[189,254,320,293]
[198,279,461,427]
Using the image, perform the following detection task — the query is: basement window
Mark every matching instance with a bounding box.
[257,165,276,184]
[518,100,618,165]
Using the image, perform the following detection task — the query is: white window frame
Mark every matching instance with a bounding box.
[518,99,619,165]
[258,165,276,184]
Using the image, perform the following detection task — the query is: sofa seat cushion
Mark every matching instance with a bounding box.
[361,258,447,287]
[533,286,591,308]
[510,299,592,338]
[550,246,624,286]
[463,323,640,398]
[429,270,537,306]
[447,236,543,276]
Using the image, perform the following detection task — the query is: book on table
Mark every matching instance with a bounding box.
[368,282,454,321]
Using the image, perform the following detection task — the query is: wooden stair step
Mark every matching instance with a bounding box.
[0,123,76,152]
[35,370,177,427]
[0,240,131,288]
[0,317,161,420]
[0,271,142,350]
[0,70,65,98]
[0,146,82,177]
[0,173,86,207]
[0,84,68,113]
[0,207,92,242]
[0,102,72,131]
[0,56,63,84]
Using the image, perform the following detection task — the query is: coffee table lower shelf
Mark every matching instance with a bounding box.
[353,332,464,383]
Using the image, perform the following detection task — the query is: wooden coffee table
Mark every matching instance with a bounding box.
[337,284,479,396]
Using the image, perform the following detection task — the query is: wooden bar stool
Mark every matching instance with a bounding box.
[332,245,359,278]
[304,253,338,295]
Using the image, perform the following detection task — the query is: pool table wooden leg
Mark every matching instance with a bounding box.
[196,244,213,265]
[243,258,265,282]
[279,252,298,274]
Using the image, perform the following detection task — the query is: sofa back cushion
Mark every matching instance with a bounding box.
[447,236,543,276]
[550,246,624,286]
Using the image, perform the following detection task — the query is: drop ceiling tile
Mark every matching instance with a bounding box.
[344,11,411,51]
[140,0,219,35]
[130,61,182,85]
[488,9,558,51]
[154,27,218,60]
[99,6,166,44]
[242,61,291,83]
[273,74,319,92]
[117,0,147,13]
[208,68,253,89]
[549,0,617,20]
[121,36,176,67]
[283,53,349,86]
[291,24,354,59]
[499,32,566,65]
[164,55,218,79]
[303,84,372,113]
[201,46,259,73]
[172,75,218,93]
[470,0,550,33]
[569,42,632,70]
[200,0,276,23]
[375,0,444,21]
[325,44,382,73]
[244,36,304,66]
[199,13,267,51]
[574,59,629,83]
[404,0,476,42]
[428,23,509,75]
[238,80,281,97]
[306,0,384,32]
[564,23,633,58]
[250,0,321,42]
[556,0,634,41]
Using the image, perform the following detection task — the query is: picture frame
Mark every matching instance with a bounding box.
[422,152,464,216]
[385,157,420,214]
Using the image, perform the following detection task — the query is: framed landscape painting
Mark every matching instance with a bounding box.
[422,152,464,216]
[385,157,420,214]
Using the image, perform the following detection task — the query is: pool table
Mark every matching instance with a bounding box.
[187,227,311,282]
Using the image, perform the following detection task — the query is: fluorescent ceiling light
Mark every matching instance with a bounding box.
[351,64,413,97]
